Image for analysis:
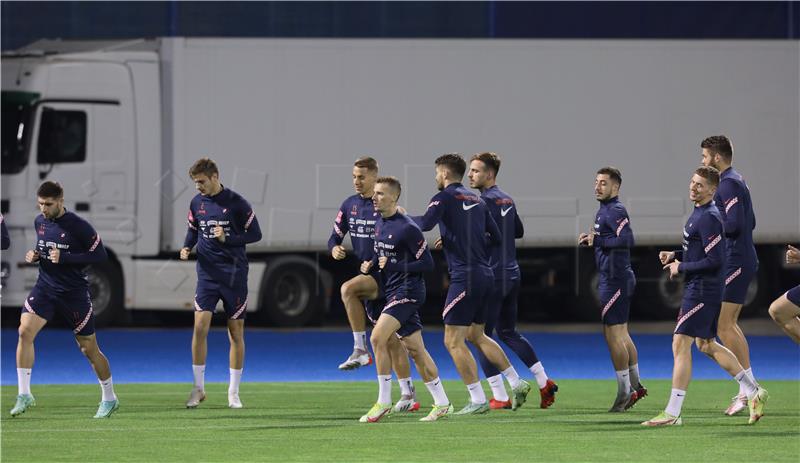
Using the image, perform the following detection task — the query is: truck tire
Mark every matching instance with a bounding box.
[259,261,324,327]
[86,260,124,327]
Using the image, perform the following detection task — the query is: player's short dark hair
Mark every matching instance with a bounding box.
[470,152,501,176]
[354,157,379,173]
[700,135,733,161]
[376,176,401,200]
[597,166,622,186]
[694,165,720,188]
[189,157,219,178]
[435,153,466,179]
[37,181,63,199]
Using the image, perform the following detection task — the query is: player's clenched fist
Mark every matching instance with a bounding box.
[48,246,60,263]
[25,249,40,263]
[659,251,675,265]
[787,244,800,264]
[212,225,225,243]
[378,256,388,269]
[331,245,346,260]
[360,260,373,274]
[179,247,191,260]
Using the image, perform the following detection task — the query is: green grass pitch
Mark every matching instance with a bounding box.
[2,380,799,462]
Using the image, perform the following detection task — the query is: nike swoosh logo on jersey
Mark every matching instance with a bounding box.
[462,202,479,211]
[500,206,514,217]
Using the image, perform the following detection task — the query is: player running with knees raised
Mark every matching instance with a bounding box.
[643,166,767,427]
[468,152,558,410]
[412,153,531,416]
[768,245,800,343]
[180,158,262,409]
[359,177,452,423]
[11,181,119,419]
[579,167,647,412]
[700,135,763,416]
[328,157,419,411]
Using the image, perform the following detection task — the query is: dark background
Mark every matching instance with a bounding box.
[3,1,798,51]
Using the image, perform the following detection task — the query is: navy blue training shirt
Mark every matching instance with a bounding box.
[676,202,726,298]
[412,183,501,276]
[593,196,635,283]
[481,185,523,281]
[714,167,758,265]
[327,194,380,262]
[183,187,262,286]
[371,212,434,299]
[33,210,107,291]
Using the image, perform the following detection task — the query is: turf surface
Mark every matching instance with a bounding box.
[2,380,798,462]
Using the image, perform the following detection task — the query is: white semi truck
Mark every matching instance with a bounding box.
[2,38,798,325]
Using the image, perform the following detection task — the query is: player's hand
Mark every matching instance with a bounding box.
[179,247,191,260]
[397,205,407,215]
[433,237,443,250]
[25,250,40,263]
[331,245,346,260]
[663,260,681,279]
[48,246,60,264]
[659,251,675,265]
[378,256,388,269]
[785,244,800,264]
[213,225,225,243]
[360,260,373,274]
[578,233,590,246]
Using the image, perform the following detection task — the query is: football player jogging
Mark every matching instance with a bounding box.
[328,157,418,412]
[643,166,767,427]
[180,158,262,409]
[578,167,647,412]
[768,245,800,343]
[10,181,119,418]
[468,152,559,410]
[358,177,453,422]
[700,135,762,415]
[412,153,531,415]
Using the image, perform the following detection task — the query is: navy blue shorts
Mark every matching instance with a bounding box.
[194,279,248,320]
[722,261,757,305]
[599,277,636,326]
[381,296,423,338]
[786,285,800,307]
[23,285,95,336]
[674,296,721,339]
[442,268,493,326]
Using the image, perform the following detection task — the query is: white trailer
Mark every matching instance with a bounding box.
[2,38,798,325]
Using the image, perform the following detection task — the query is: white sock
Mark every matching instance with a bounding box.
[192,364,205,391]
[398,377,414,397]
[424,377,449,407]
[739,368,758,395]
[501,366,521,389]
[665,388,686,417]
[377,375,392,404]
[629,363,641,389]
[99,376,117,402]
[17,368,32,395]
[487,374,509,401]
[615,370,631,396]
[529,362,549,389]
[229,368,243,395]
[467,382,487,404]
[734,369,758,400]
[353,331,367,350]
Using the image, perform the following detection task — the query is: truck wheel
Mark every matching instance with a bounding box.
[260,262,322,327]
[86,260,124,327]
